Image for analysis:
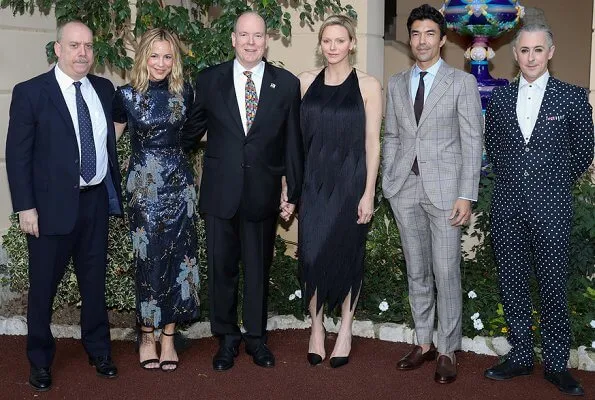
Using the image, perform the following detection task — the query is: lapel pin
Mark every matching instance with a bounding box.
[270,83,276,89]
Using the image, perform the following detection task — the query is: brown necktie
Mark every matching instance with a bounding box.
[412,71,427,175]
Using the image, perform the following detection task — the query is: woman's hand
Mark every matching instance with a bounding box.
[357,193,374,224]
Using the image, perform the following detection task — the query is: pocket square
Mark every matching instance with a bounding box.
[546,115,565,121]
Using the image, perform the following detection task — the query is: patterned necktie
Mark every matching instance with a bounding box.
[411,71,427,175]
[73,81,96,183]
[244,71,258,132]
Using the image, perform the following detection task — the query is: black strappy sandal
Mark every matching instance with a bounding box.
[159,331,179,372]
[136,326,160,370]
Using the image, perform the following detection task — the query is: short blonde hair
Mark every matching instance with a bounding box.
[317,15,357,46]
[130,28,184,95]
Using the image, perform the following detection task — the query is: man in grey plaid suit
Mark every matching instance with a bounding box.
[382,4,483,384]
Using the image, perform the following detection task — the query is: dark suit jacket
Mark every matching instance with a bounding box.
[6,68,123,235]
[485,77,594,214]
[183,60,303,221]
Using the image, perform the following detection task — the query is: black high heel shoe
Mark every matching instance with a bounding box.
[329,356,349,368]
[307,326,326,366]
[136,326,159,370]
[329,332,351,369]
[159,331,179,372]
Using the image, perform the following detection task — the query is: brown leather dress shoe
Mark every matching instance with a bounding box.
[396,344,437,370]
[435,354,457,384]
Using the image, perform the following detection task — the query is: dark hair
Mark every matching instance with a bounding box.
[407,4,447,39]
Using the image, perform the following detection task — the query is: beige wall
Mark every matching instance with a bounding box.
[386,0,592,89]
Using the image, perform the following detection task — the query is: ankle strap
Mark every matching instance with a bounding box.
[161,331,176,337]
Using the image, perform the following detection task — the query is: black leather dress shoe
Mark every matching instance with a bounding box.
[213,344,239,371]
[484,359,533,381]
[246,343,275,368]
[29,367,52,391]
[88,355,118,378]
[544,370,584,396]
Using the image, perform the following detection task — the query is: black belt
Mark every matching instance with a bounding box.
[80,182,102,192]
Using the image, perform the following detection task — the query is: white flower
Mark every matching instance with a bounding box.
[590,320,595,328]
[473,318,484,330]
[468,291,477,299]
[378,301,389,312]
[471,312,480,320]
[288,294,296,301]
[294,290,302,299]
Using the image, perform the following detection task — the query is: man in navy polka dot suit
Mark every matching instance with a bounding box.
[484,23,594,397]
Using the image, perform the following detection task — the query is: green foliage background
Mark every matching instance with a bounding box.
[1,0,593,350]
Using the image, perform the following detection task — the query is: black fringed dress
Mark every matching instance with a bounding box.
[298,68,368,313]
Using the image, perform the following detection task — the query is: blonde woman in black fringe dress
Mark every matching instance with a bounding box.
[297,15,382,368]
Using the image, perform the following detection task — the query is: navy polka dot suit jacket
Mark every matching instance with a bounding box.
[485,77,594,213]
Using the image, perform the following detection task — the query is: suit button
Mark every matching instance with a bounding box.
[75,159,79,164]
[241,163,245,168]
[525,147,530,152]
[74,184,79,189]
[523,171,529,177]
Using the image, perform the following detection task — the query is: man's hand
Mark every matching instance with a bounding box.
[357,193,374,224]
[449,199,471,227]
[19,208,39,238]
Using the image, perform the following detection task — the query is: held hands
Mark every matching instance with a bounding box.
[449,199,472,227]
[19,208,39,238]
[357,193,374,224]
[279,176,295,222]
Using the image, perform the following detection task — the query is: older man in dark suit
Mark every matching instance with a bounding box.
[484,23,594,397]
[183,11,303,371]
[5,20,122,392]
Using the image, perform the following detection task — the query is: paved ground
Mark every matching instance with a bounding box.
[1,330,593,399]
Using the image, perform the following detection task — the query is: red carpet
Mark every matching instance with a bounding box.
[1,330,593,399]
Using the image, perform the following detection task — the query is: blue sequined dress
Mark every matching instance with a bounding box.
[113,79,200,328]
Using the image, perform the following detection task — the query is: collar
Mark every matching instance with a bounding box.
[233,59,265,79]
[413,58,442,78]
[519,70,550,90]
[54,64,90,91]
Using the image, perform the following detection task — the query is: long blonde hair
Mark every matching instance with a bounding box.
[130,28,184,95]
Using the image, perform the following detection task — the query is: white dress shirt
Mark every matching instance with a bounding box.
[55,65,108,186]
[517,71,549,143]
[410,58,443,102]
[233,59,265,134]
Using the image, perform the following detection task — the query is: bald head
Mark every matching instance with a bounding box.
[234,11,267,35]
[57,20,92,42]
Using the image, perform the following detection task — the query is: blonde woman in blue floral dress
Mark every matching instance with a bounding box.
[113,28,199,372]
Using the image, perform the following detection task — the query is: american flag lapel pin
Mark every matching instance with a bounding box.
[270,83,276,89]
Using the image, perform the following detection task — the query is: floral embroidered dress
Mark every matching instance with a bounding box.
[113,79,199,328]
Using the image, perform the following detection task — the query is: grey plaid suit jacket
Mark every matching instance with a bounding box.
[382,62,483,210]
